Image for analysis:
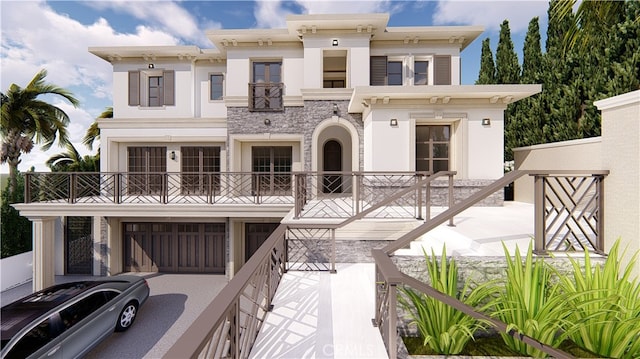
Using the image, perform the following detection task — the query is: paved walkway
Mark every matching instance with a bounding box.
[250,263,387,359]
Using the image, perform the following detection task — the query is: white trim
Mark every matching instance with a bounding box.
[513,137,602,152]
[594,90,640,110]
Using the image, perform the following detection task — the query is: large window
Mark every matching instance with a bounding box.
[210,74,223,100]
[181,146,221,194]
[250,62,283,111]
[128,70,175,107]
[127,147,167,195]
[252,146,292,195]
[416,125,450,173]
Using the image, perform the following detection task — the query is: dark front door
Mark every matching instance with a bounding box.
[323,140,342,193]
[66,217,93,275]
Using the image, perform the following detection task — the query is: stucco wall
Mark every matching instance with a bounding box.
[595,90,640,279]
[513,137,603,203]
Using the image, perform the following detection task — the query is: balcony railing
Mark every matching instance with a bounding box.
[249,82,284,111]
[24,172,294,205]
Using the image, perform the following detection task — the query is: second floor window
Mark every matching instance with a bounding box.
[370,56,404,86]
[250,62,283,111]
[128,70,175,107]
[415,61,429,85]
[210,74,223,100]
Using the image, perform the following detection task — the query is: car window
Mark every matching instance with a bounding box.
[4,314,63,359]
[59,292,109,330]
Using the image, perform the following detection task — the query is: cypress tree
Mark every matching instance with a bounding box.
[476,38,496,84]
[521,17,543,84]
[495,20,520,84]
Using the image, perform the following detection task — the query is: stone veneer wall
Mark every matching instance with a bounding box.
[226,101,364,171]
[392,254,605,337]
[99,217,108,276]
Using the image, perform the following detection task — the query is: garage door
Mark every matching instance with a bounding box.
[124,223,225,273]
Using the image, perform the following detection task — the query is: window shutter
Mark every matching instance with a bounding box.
[163,70,175,106]
[370,56,387,86]
[128,71,140,106]
[434,55,451,85]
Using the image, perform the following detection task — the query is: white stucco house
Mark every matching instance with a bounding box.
[15,13,540,290]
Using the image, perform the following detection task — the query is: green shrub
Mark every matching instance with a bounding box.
[399,246,496,355]
[559,240,640,358]
[490,243,571,357]
[1,172,32,258]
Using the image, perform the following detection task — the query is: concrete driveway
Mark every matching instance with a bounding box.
[1,273,228,359]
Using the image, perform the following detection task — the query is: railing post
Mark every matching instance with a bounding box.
[355,173,362,215]
[294,173,300,219]
[330,228,336,273]
[425,180,431,222]
[416,173,423,220]
[596,175,605,253]
[534,175,546,253]
[162,173,168,204]
[448,173,455,226]
[114,173,121,204]
[387,283,398,359]
[25,173,32,203]
[69,173,76,204]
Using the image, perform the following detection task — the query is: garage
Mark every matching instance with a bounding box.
[124,222,225,273]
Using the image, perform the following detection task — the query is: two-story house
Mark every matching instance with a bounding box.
[15,13,540,290]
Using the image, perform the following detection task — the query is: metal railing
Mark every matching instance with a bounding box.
[374,170,609,359]
[24,172,295,205]
[249,83,284,112]
[164,225,287,358]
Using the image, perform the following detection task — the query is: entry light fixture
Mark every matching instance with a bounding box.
[148,63,154,69]
[333,103,338,115]
[482,118,491,126]
[170,151,176,160]
[390,118,398,127]
[332,39,339,46]
[264,118,271,125]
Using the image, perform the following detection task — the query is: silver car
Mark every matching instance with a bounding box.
[1,275,149,359]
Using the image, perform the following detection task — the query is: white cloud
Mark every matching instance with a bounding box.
[432,0,548,33]
[253,0,401,28]
[0,0,183,173]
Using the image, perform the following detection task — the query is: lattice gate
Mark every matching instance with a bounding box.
[285,227,335,272]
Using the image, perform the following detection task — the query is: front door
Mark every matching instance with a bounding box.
[66,217,93,275]
[323,140,342,193]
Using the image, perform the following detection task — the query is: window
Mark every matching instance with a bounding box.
[128,70,175,107]
[210,74,223,100]
[5,315,64,359]
[252,146,292,195]
[127,147,167,195]
[370,56,404,86]
[250,62,283,111]
[415,61,429,85]
[181,146,221,194]
[416,125,450,172]
[59,292,111,330]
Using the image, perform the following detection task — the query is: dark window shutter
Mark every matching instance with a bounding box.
[434,55,451,85]
[370,56,387,86]
[163,70,175,106]
[128,71,140,106]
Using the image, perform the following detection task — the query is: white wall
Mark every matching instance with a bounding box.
[1,251,32,291]
[363,106,504,179]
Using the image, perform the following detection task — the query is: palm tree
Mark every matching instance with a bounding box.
[552,0,629,51]
[1,69,79,199]
[83,106,112,151]
[46,142,99,172]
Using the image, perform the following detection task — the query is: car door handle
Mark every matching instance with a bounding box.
[108,305,116,312]
[48,345,61,356]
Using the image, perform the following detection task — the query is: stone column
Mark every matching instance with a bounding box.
[32,217,56,291]
[595,90,640,279]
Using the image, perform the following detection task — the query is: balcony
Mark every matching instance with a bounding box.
[249,82,284,111]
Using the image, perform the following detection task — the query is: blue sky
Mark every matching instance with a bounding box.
[0,0,550,173]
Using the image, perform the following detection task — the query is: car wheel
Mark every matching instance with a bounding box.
[115,301,138,332]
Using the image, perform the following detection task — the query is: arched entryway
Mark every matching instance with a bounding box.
[323,140,342,193]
